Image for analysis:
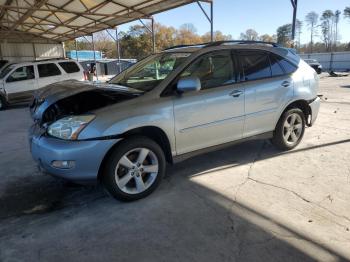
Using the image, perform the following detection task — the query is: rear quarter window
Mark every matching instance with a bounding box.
[272,54,297,75]
[58,61,80,73]
[269,55,285,77]
[38,63,61,77]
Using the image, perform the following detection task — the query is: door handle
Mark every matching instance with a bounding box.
[281,81,290,87]
[229,90,243,97]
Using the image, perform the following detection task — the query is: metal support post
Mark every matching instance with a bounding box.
[116,27,121,72]
[151,17,155,53]
[291,0,298,42]
[139,18,155,53]
[74,30,78,61]
[197,1,213,42]
[91,33,98,81]
[210,1,213,42]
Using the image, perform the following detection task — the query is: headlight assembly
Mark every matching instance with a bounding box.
[47,115,95,140]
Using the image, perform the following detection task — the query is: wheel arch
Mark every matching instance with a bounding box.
[97,126,173,181]
[277,99,312,128]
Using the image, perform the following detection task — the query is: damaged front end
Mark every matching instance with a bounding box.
[29,80,142,140]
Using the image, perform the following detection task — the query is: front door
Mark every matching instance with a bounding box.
[5,65,37,103]
[173,50,245,155]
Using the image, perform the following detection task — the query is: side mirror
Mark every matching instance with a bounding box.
[177,76,201,93]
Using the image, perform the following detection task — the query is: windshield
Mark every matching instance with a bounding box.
[110,52,191,92]
[0,64,15,79]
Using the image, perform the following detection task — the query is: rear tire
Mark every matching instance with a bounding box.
[102,136,166,201]
[271,108,305,150]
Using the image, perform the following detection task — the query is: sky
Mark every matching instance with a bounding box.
[117,0,350,44]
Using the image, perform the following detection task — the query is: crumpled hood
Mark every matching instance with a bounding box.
[30,80,142,123]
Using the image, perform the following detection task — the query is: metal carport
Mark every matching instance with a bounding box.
[0,0,213,56]
[0,0,299,62]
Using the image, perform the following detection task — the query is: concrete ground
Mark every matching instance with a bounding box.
[1,74,350,262]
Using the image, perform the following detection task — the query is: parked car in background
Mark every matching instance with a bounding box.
[304,59,322,74]
[0,59,84,110]
[29,41,320,201]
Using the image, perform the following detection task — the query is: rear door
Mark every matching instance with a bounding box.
[37,62,62,88]
[4,65,37,103]
[173,50,245,154]
[58,61,84,81]
[238,50,295,137]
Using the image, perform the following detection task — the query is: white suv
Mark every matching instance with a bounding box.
[0,59,84,110]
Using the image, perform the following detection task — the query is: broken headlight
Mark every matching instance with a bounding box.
[47,115,95,140]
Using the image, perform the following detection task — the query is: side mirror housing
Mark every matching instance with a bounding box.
[177,76,201,93]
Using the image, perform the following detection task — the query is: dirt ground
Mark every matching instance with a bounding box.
[1,74,350,262]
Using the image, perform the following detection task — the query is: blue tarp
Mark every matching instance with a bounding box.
[66,50,102,60]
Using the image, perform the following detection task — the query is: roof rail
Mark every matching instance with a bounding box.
[164,43,206,50]
[164,40,281,51]
[205,40,281,48]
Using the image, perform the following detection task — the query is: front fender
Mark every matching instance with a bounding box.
[78,97,176,154]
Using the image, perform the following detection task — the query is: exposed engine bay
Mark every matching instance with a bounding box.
[31,88,139,126]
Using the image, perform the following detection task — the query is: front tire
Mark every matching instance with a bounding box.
[271,108,305,150]
[102,136,166,201]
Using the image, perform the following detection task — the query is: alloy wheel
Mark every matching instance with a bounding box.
[283,113,303,145]
[114,148,159,194]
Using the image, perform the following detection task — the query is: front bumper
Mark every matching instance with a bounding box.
[30,132,120,182]
[309,97,321,126]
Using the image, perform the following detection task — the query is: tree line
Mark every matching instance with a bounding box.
[65,6,350,59]
[276,7,350,53]
[65,23,231,60]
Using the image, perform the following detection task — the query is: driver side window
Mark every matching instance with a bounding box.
[6,66,35,83]
[180,50,236,90]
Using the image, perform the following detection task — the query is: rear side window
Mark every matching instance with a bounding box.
[38,63,61,78]
[239,51,271,81]
[181,50,235,90]
[6,66,35,82]
[272,54,297,75]
[58,61,80,73]
[270,55,285,77]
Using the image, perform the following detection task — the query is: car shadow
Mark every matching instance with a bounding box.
[1,139,350,261]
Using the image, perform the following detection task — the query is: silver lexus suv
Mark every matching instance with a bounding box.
[29,41,320,201]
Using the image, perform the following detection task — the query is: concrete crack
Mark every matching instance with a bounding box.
[248,178,350,230]
[233,141,267,201]
[248,177,311,203]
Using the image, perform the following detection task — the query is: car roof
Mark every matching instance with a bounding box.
[162,41,300,66]
[4,59,78,67]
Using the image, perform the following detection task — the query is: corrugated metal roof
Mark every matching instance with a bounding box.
[0,0,206,43]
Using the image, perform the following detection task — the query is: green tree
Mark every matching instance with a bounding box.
[295,19,303,49]
[344,7,350,19]
[320,10,335,51]
[305,11,319,53]
[334,10,341,50]
[277,24,292,46]
[240,29,259,41]
[259,34,277,42]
